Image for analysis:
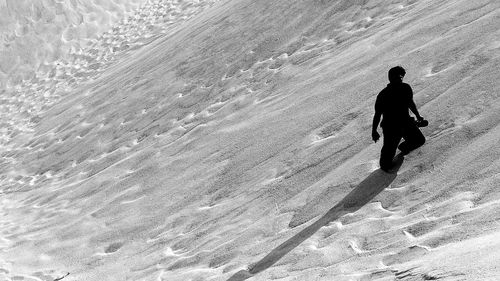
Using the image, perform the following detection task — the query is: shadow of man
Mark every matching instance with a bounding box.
[227,154,404,281]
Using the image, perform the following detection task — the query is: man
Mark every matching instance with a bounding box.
[372,66,426,172]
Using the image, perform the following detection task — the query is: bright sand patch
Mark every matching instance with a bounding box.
[0,0,500,280]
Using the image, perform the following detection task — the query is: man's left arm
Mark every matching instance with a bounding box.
[408,85,423,121]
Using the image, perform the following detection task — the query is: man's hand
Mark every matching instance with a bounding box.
[415,116,429,127]
[372,130,380,143]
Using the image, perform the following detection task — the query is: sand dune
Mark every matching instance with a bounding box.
[0,0,500,280]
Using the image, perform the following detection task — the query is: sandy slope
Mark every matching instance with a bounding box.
[1,0,500,280]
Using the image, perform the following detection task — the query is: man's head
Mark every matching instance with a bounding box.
[388,66,406,83]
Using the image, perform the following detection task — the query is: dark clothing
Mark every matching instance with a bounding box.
[380,122,425,170]
[375,83,413,128]
[375,82,425,171]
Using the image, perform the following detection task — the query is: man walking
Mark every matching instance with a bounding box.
[372,66,426,172]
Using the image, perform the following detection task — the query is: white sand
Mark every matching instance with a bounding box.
[1,0,500,280]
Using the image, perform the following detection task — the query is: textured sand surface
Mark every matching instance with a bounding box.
[1,0,500,280]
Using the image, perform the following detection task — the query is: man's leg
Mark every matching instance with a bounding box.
[398,122,425,154]
[380,127,402,171]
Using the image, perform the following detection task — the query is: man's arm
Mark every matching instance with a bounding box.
[409,99,423,120]
[407,85,423,120]
[372,93,384,142]
[372,110,381,142]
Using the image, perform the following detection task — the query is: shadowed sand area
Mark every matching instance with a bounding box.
[1,0,500,280]
[228,155,404,281]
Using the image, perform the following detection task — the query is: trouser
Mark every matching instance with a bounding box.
[380,122,425,170]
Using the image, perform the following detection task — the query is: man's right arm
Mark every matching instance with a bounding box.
[407,84,423,120]
[372,110,381,142]
[372,95,382,142]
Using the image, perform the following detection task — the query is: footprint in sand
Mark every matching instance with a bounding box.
[428,195,475,219]
[382,245,430,266]
[404,218,452,239]
[268,54,288,70]
[155,122,175,137]
[289,48,326,65]
[77,126,94,139]
[205,101,227,115]
[104,242,124,254]
[137,125,160,143]
[53,119,77,134]
[308,111,361,145]
[425,60,454,77]
[260,168,286,186]
[75,149,97,165]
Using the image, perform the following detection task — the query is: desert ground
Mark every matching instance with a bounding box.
[1,0,500,280]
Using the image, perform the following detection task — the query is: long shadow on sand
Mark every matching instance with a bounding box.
[227,154,404,281]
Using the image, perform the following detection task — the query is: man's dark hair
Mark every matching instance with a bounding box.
[388,66,406,82]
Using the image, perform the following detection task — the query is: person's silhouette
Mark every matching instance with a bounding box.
[372,66,426,172]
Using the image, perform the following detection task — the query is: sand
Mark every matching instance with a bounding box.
[0,0,500,280]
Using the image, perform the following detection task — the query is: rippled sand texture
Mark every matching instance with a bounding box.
[0,0,145,86]
[1,0,500,280]
[0,0,220,146]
